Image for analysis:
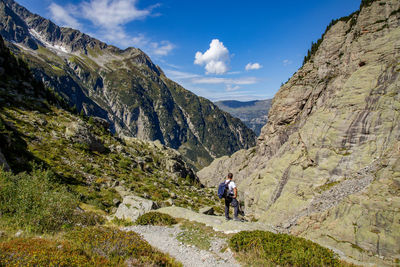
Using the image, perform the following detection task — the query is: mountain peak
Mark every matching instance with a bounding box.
[0,0,256,169]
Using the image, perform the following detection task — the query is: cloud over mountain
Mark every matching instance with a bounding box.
[48,0,174,56]
[194,39,230,75]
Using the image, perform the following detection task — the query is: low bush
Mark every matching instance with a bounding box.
[0,238,109,266]
[136,212,177,226]
[66,226,181,266]
[0,168,78,233]
[229,230,341,266]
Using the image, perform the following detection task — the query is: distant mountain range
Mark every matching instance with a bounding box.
[0,0,256,169]
[215,99,272,136]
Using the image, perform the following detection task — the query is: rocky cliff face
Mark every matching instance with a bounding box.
[199,0,400,264]
[0,0,256,169]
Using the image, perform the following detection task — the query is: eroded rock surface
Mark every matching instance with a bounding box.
[199,1,400,264]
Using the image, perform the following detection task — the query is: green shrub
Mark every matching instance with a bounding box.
[73,210,105,227]
[66,226,181,266]
[229,230,341,266]
[0,238,109,266]
[136,212,177,226]
[0,168,78,233]
[111,217,134,227]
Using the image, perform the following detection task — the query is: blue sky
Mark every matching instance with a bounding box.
[17,0,360,101]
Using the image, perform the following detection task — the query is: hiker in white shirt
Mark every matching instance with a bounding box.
[224,172,240,221]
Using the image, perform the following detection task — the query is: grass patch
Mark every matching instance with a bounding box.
[317,181,340,192]
[0,227,182,266]
[0,238,108,266]
[66,226,181,266]
[136,212,177,226]
[229,230,342,266]
[176,220,228,251]
[111,217,134,227]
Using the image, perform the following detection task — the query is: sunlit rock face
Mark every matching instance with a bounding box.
[198,1,400,264]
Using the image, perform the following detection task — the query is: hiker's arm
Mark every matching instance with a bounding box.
[233,187,237,198]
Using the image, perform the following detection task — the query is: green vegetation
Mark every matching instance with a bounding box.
[229,230,343,267]
[0,34,214,266]
[66,227,181,266]
[1,168,78,233]
[0,227,181,266]
[302,11,359,65]
[176,220,228,251]
[360,0,379,9]
[317,181,341,192]
[136,212,177,226]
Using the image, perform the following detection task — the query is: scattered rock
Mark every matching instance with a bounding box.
[65,121,106,153]
[113,198,121,207]
[91,116,110,131]
[15,230,23,237]
[115,195,157,222]
[36,118,48,126]
[199,206,215,215]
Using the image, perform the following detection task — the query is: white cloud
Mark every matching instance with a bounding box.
[150,41,175,56]
[164,70,200,80]
[226,85,240,91]
[80,0,150,28]
[245,62,262,71]
[192,77,257,85]
[48,1,174,56]
[49,3,81,29]
[194,39,230,75]
[130,34,175,56]
[283,59,293,66]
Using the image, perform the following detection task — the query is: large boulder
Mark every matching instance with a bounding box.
[114,195,157,222]
[65,121,106,153]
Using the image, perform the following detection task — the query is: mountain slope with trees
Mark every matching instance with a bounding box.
[0,0,256,169]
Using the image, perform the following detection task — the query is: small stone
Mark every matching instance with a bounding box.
[199,206,214,215]
[15,230,23,237]
[113,198,121,206]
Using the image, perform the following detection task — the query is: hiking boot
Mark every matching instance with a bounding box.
[225,217,232,221]
[234,217,244,222]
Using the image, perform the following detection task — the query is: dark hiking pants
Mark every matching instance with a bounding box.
[225,196,238,219]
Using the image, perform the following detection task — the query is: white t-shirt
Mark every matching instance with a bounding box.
[225,179,236,195]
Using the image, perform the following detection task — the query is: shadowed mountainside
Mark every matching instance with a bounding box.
[0,0,256,169]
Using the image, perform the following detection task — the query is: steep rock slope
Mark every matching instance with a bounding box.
[199,0,400,264]
[215,99,272,135]
[0,34,219,216]
[0,0,256,169]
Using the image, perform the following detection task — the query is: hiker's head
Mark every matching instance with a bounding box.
[227,173,233,180]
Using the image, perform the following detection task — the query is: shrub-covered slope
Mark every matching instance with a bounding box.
[0,34,219,225]
[0,0,256,169]
[199,0,400,265]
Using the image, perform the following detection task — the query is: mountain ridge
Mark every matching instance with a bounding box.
[215,99,272,135]
[0,0,256,169]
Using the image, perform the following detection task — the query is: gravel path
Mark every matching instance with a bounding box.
[123,225,240,267]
